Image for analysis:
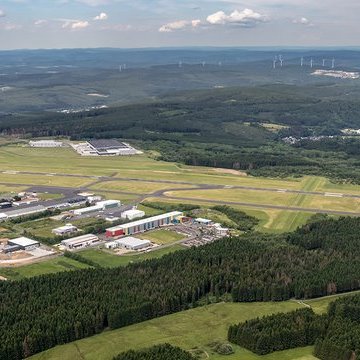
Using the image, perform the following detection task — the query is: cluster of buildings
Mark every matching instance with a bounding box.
[71,139,141,157]
[0,191,121,222]
[73,199,121,216]
[194,218,229,237]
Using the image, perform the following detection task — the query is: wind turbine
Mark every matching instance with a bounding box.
[310,58,314,68]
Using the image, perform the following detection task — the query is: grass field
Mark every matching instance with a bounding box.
[31,291,358,360]
[137,228,185,245]
[0,256,89,280]
[78,245,185,268]
[90,181,196,194]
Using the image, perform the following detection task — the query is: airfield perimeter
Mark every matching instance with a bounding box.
[0,145,359,235]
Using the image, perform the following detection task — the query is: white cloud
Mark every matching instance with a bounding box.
[0,23,22,31]
[159,19,201,32]
[206,8,268,27]
[34,19,48,26]
[75,0,109,6]
[93,12,108,20]
[0,9,6,18]
[61,19,90,30]
[293,17,312,25]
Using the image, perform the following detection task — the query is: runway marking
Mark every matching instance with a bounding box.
[324,193,343,197]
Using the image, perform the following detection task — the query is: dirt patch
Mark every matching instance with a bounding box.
[0,227,8,233]
[0,251,33,260]
[0,276,7,281]
[212,168,247,176]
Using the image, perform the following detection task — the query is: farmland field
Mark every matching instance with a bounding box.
[31,291,358,360]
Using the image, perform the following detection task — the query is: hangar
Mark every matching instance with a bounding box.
[88,139,139,156]
[61,234,99,250]
[106,211,183,238]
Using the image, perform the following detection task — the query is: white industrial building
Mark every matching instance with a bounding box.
[213,223,229,236]
[52,224,79,236]
[29,140,63,147]
[8,237,40,251]
[73,199,121,216]
[121,208,145,221]
[0,205,47,221]
[106,211,183,238]
[105,236,151,250]
[61,234,99,249]
[195,218,213,226]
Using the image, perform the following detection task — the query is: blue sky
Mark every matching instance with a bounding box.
[0,0,359,49]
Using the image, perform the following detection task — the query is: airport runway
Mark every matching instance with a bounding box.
[1,171,359,217]
[2,169,360,199]
[158,194,360,216]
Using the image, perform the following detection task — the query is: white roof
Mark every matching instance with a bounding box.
[122,209,144,215]
[61,234,98,245]
[115,237,151,247]
[195,218,213,223]
[53,224,77,232]
[107,211,183,231]
[96,200,120,206]
[9,237,39,247]
[0,213,8,219]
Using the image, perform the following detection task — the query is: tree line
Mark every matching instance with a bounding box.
[228,308,326,355]
[113,344,194,360]
[1,216,360,358]
[228,293,360,359]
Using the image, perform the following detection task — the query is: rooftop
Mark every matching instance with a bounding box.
[107,211,183,231]
[61,234,98,246]
[116,237,151,247]
[9,237,39,247]
[3,205,47,216]
[88,139,128,151]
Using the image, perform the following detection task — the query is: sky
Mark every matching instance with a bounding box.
[0,0,360,49]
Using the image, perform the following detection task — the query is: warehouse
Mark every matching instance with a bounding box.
[0,205,47,220]
[0,201,12,209]
[121,208,145,221]
[8,237,40,251]
[105,237,151,250]
[195,218,213,226]
[88,139,140,156]
[29,140,63,147]
[52,224,79,236]
[61,234,99,249]
[106,211,183,238]
[73,199,121,215]
[115,237,151,250]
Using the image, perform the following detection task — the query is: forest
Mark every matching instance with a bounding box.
[1,85,360,182]
[229,294,360,360]
[0,216,360,358]
[228,308,326,355]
